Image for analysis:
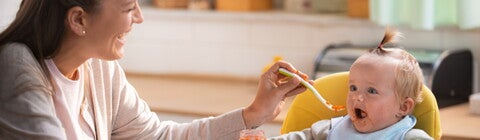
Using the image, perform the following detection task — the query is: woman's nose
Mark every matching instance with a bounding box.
[133,4,144,24]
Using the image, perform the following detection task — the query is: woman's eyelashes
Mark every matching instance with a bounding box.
[127,7,136,12]
[126,4,136,12]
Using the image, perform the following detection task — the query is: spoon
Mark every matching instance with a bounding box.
[278,68,345,112]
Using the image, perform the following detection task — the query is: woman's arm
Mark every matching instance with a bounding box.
[110,82,247,139]
[103,60,245,139]
[106,60,308,139]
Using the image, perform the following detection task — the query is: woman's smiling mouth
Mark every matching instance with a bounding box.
[117,33,126,41]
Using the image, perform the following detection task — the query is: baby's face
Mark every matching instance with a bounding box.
[347,54,403,133]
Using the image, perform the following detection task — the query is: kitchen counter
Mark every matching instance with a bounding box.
[440,103,480,140]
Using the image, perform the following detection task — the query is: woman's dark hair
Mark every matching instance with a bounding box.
[0,0,99,72]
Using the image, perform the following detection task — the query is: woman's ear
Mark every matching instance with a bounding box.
[399,97,415,116]
[65,6,87,36]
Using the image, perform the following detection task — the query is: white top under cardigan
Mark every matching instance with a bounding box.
[45,59,95,140]
[0,43,247,140]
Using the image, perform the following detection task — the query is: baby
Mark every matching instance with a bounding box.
[270,28,433,140]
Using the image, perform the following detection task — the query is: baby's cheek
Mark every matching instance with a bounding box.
[346,94,354,105]
[345,97,354,114]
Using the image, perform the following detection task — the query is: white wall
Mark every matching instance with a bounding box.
[121,7,380,77]
[120,7,480,92]
[0,1,21,31]
[0,2,478,92]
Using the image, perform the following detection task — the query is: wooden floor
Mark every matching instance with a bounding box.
[126,73,293,124]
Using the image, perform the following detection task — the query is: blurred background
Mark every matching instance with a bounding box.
[1,0,479,139]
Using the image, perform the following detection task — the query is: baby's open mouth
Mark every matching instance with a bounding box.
[355,108,367,119]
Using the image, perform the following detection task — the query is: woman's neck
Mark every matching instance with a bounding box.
[53,38,89,80]
[52,55,84,80]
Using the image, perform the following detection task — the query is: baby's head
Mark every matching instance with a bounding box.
[346,28,424,133]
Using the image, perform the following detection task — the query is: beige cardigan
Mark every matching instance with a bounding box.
[0,43,246,140]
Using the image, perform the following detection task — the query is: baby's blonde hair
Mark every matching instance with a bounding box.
[370,28,424,106]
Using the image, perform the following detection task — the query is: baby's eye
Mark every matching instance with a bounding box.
[349,85,357,91]
[367,87,378,94]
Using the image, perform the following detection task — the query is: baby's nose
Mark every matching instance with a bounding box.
[356,93,364,102]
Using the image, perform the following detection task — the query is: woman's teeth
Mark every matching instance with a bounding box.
[118,33,125,40]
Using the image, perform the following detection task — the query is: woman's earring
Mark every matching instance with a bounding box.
[82,30,86,35]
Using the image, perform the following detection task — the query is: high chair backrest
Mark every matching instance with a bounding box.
[280,72,442,140]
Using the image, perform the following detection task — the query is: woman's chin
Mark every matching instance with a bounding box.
[110,45,125,60]
[116,47,125,58]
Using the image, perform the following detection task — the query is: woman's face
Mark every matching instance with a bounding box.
[347,54,402,133]
[84,0,143,60]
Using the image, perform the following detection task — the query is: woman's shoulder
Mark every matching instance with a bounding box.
[0,42,41,72]
[0,42,43,75]
[0,43,64,139]
[0,42,34,59]
[0,42,52,95]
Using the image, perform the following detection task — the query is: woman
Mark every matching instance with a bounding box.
[0,0,308,139]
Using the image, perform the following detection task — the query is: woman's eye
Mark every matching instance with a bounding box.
[349,85,357,91]
[127,7,136,12]
[127,4,136,12]
[367,87,378,94]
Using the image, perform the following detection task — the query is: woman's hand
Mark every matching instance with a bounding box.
[243,61,310,129]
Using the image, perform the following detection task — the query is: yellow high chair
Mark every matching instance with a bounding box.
[280,72,442,140]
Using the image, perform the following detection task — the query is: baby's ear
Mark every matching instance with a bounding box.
[399,97,415,116]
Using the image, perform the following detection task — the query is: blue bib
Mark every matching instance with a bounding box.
[327,115,416,140]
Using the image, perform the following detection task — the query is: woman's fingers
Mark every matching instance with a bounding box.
[296,71,309,81]
[267,61,297,74]
[285,85,307,97]
[308,80,315,85]
[264,61,312,98]
[275,75,302,96]
[270,60,309,80]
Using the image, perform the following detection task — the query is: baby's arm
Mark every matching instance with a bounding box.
[268,119,331,140]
